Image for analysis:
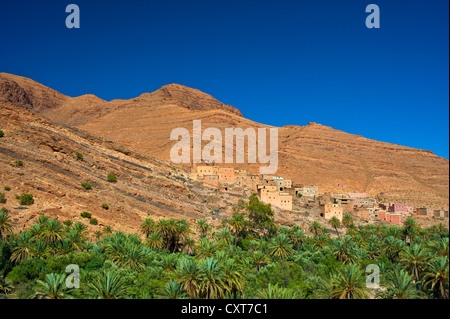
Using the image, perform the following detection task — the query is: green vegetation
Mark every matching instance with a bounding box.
[297,193,302,198]
[101,204,109,210]
[18,194,34,206]
[14,161,23,167]
[89,219,98,226]
[4,186,11,192]
[81,182,92,190]
[0,193,6,204]
[0,195,448,300]
[0,130,4,138]
[75,152,84,160]
[107,174,117,183]
[80,212,92,219]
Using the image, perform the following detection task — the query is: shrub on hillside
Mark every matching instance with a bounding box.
[89,218,98,225]
[81,182,92,190]
[101,204,109,210]
[80,211,92,219]
[14,161,23,167]
[75,152,84,160]
[4,186,11,192]
[107,174,117,183]
[19,193,34,205]
[0,193,6,204]
[0,130,4,138]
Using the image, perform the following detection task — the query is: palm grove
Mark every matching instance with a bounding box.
[0,194,448,299]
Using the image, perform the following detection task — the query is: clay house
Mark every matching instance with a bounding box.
[319,203,344,221]
[242,174,264,191]
[333,196,354,214]
[377,211,405,225]
[352,206,370,222]
[217,167,235,183]
[388,203,414,215]
[433,210,449,218]
[283,179,293,189]
[258,185,293,211]
[203,175,219,188]
[196,165,216,177]
[295,185,318,198]
[348,193,368,199]
[385,213,405,225]
[353,197,376,208]
[372,207,386,220]
[415,208,431,216]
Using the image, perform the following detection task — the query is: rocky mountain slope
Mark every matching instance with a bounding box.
[1,73,448,210]
[0,99,256,236]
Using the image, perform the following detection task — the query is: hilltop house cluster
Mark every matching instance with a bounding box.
[318,192,448,225]
[191,164,449,226]
[191,164,319,211]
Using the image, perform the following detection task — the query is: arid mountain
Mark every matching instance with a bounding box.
[0,99,262,236]
[1,72,448,210]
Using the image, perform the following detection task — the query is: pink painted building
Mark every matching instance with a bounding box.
[385,213,405,225]
[377,211,405,225]
[388,204,414,215]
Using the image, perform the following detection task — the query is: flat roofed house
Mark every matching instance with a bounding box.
[296,185,318,198]
[320,204,344,221]
[258,185,293,211]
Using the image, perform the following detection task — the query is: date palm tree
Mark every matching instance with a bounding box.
[157,279,187,299]
[332,238,358,265]
[94,230,103,242]
[0,275,13,295]
[10,231,33,262]
[424,256,449,299]
[140,217,155,239]
[289,229,305,251]
[41,218,64,246]
[88,270,131,299]
[196,237,217,259]
[384,236,404,262]
[429,237,449,257]
[195,218,211,239]
[103,225,113,236]
[379,269,423,299]
[145,232,164,250]
[402,217,418,243]
[222,259,245,298]
[182,237,196,256]
[65,229,86,251]
[329,264,371,299]
[329,216,341,237]
[0,208,13,240]
[257,283,298,299]
[72,222,88,240]
[268,233,294,259]
[308,221,322,237]
[215,227,233,246]
[399,244,429,282]
[30,240,50,259]
[342,214,353,229]
[198,257,226,299]
[250,250,270,270]
[30,273,74,299]
[228,213,246,247]
[118,242,147,272]
[176,258,201,298]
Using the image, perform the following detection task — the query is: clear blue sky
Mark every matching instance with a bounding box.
[1,0,448,158]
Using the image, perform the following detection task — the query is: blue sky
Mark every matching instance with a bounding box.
[0,0,448,158]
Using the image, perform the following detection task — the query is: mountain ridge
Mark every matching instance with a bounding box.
[0,73,448,209]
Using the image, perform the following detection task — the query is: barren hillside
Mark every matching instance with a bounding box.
[1,73,448,209]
